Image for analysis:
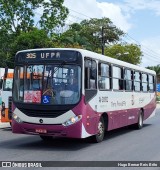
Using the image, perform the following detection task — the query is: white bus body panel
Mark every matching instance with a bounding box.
[1,69,13,108]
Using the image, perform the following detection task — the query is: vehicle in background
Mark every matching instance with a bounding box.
[0,68,13,125]
[12,48,156,142]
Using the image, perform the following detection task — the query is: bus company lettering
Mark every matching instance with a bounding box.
[26,52,61,59]
[99,96,108,103]
[26,53,36,58]
[41,52,60,59]
[111,101,126,107]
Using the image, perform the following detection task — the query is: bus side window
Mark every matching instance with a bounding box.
[98,63,111,90]
[134,71,141,92]
[148,75,154,92]
[124,69,133,91]
[142,73,148,92]
[112,66,123,90]
[85,59,97,90]
[84,58,97,103]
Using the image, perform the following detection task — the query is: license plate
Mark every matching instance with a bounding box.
[35,129,47,133]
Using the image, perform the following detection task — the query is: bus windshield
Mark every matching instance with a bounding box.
[13,64,81,105]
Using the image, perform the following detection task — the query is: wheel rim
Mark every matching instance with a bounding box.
[98,121,104,137]
[139,114,143,127]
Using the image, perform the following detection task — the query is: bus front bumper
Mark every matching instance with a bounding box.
[12,119,82,139]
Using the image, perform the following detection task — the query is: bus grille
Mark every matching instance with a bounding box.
[18,108,67,118]
[8,96,12,120]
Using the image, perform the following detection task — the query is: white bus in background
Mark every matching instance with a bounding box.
[12,48,156,142]
[0,68,14,124]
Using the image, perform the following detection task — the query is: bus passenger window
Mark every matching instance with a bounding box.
[124,69,133,91]
[134,71,141,91]
[85,59,97,90]
[98,63,111,90]
[148,75,154,92]
[142,73,148,92]
[112,66,123,90]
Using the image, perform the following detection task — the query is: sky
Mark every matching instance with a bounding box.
[64,0,160,67]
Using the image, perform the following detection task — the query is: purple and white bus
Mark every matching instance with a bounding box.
[12,48,156,142]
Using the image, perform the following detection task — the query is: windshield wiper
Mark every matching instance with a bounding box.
[45,60,66,89]
[53,60,66,74]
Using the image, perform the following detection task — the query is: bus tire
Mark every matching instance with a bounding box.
[40,135,53,141]
[135,110,143,129]
[91,116,105,143]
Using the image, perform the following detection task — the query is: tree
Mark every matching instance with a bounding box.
[104,44,142,65]
[80,18,124,52]
[59,18,124,52]
[13,28,53,49]
[0,28,53,68]
[0,30,16,67]
[0,0,69,34]
[0,0,69,67]
[146,65,160,75]
[146,65,160,84]
[5,28,53,68]
[58,23,90,48]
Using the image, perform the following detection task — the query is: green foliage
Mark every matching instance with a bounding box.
[80,18,124,51]
[0,0,68,67]
[146,65,160,75]
[12,28,53,51]
[156,96,160,101]
[104,44,142,65]
[59,23,90,48]
[0,28,53,68]
[0,29,16,67]
[0,0,69,34]
[39,0,69,34]
[0,1,143,67]
[59,18,124,52]
[0,0,35,34]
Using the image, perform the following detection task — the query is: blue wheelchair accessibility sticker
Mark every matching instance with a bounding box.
[42,95,50,104]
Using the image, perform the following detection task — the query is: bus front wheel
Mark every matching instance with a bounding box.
[91,117,105,143]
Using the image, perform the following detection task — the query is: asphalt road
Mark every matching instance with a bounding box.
[0,107,160,170]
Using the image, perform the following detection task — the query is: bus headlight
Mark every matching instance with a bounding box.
[13,113,23,123]
[62,115,82,127]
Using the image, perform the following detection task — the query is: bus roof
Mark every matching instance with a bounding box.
[16,48,156,75]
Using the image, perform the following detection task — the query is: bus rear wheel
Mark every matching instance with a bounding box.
[91,117,105,143]
[40,135,53,141]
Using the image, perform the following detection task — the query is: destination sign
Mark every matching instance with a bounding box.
[16,50,81,63]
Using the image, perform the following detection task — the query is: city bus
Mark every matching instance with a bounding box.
[0,68,13,125]
[12,48,156,142]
